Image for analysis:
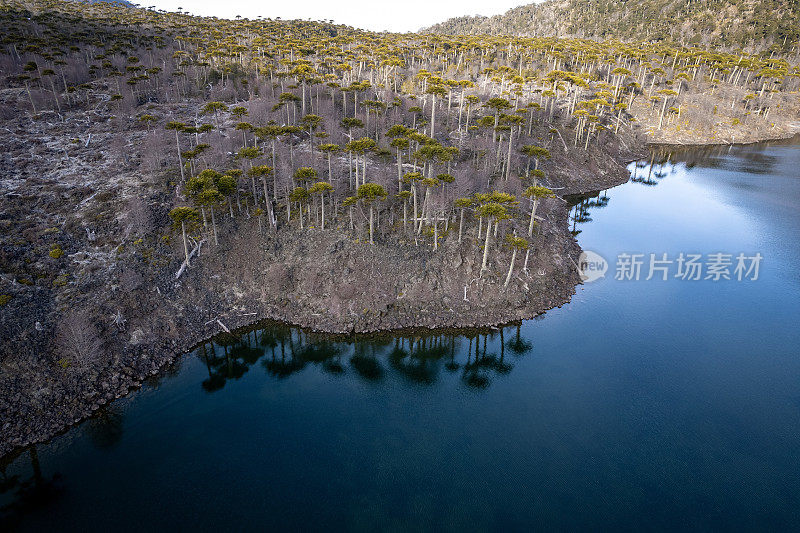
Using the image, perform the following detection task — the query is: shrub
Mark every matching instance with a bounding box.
[49,245,64,259]
[0,294,11,306]
[55,311,103,372]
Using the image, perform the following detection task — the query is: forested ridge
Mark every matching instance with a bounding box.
[2,0,797,261]
[0,0,798,306]
[424,0,800,52]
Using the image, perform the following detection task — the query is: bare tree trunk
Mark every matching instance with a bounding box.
[658,98,668,129]
[251,175,259,206]
[298,201,304,229]
[262,177,275,229]
[505,130,514,180]
[272,140,278,200]
[528,198,539,236]
[481,221,492,272]
[175,130,184,182]
[504,249,517,287]
[369,204,374,244]
[181,221,189,265]
[210,206,218,246]
[396,149,403,191]
[321,194,326,230]
[430,94,436,139]
[457,91,464,132]
[412,185,418,230]
[353,152,358,188]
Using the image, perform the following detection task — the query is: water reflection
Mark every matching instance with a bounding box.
[3,137,800,531]
[84,405,124,451]
[568,190,611,236]
[0,403,125,526]
[568,147,698,235]
[630,153,671,186]
[193,321,534,391]
[647,135,800,176]
[0,446,64,528]
[660,143,783,175]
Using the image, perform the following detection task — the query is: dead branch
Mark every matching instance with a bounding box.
[175,238,205,279]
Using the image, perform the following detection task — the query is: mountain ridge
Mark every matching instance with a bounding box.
[422,0,800,51]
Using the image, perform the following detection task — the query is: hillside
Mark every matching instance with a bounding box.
[77,0,133,5]
[423,0,800,51]
[0,0,799,456]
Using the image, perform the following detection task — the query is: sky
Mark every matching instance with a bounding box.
[139,0,531,33]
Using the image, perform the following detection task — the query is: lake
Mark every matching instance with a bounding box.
[3,137,800,530]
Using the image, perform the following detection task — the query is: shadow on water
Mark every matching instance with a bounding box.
[0,446,64,529]
[83,405,125,451]
[0,401,127,527]
[193,320,535,391]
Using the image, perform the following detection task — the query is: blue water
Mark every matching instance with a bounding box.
[3,138,800,530]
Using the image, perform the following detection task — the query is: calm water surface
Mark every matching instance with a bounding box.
[3,138,800,531]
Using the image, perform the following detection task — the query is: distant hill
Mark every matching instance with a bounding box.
[74,0,133,6]
[423,0,800,51]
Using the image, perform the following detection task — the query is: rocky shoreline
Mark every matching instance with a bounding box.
[0,131,639,459]
[649,126,800,147]
[4,126,798,460]
[3,0,800,466]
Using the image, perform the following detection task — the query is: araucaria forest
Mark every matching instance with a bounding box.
[0,0,799,455]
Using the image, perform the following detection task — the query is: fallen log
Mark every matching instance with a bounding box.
[175,239,205,279]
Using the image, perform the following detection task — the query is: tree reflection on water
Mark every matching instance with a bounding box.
[567,147,695,236]
[0,445,64,528]
[193,321,536,392]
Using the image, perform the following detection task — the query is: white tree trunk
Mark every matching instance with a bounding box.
[504,249,517,287]
[481,221,492,272]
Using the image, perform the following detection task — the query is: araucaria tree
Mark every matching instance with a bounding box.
[504,235,528,287]
[356,183,387,244]
[169,207,200,265]
[14,0,797,291]
[477,202,508,273]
